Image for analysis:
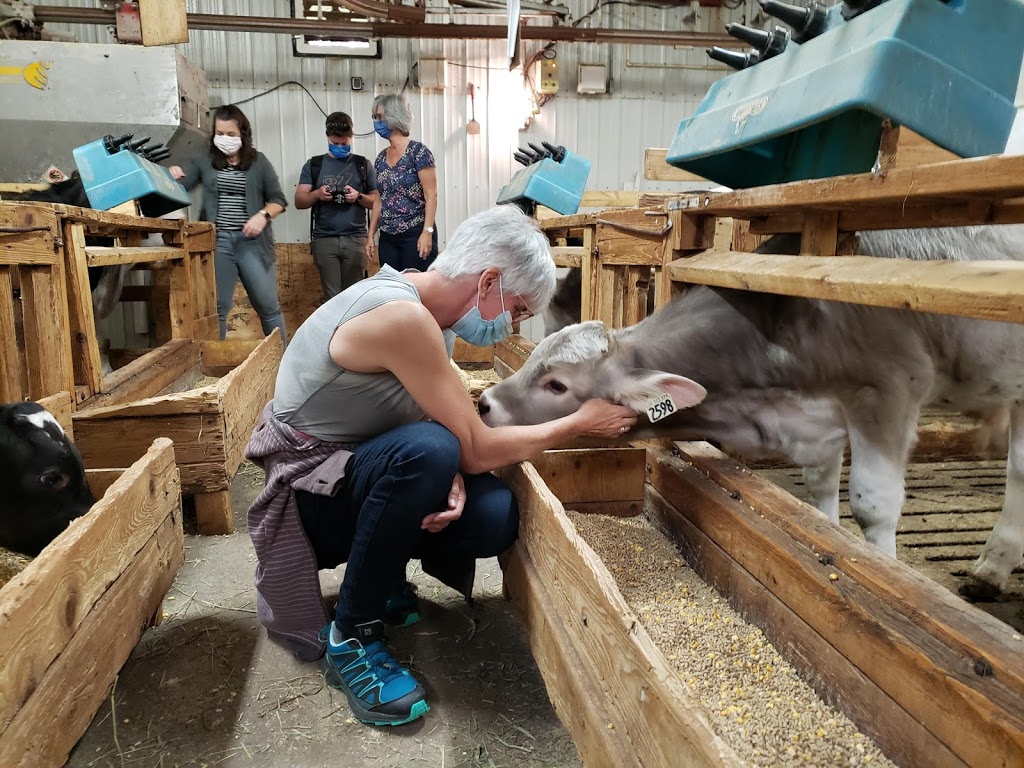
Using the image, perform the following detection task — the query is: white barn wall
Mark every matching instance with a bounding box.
[38,0,788,243]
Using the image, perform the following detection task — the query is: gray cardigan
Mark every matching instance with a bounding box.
[179,150,288,264]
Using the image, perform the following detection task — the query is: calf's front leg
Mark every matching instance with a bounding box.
[964,405,1024,600]
[802,449,844,524]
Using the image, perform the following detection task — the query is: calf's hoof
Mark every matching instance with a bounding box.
[959,575,1002,602]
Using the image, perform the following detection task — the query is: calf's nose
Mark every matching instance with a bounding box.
[478,395,491,417]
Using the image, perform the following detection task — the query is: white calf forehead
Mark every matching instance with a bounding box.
[24,409,65,437]
[532,321,609,365]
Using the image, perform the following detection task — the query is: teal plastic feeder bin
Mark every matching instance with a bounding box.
[666,0,1024,189]
[497,143,592,215]
[73,135,191,217]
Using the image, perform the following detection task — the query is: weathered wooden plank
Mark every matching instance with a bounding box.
[643,149,710,182]
[0,204,58,266]
[0,438,180,735]
[84,245,183,267]
[63,223,104,397]
[494,334,537,377]
[0,268,22,400]
[531,448,646,505]
[800,211,839,256]
[749,199,1024,235]
[644,484,966,768]
[668,251,1024,324]
[550,246,584,268]
[652,444,1024,766]
[0,512,182,767]
[194,490,234,537]
[78,339,202,412]
[497,460,742,767]
[692,154,1024,217]
[19,265,70,400]
[139,0,188,45]
[500,546,633,768]
[219,330,283,479]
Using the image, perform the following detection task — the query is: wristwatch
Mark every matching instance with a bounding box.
[425,226,435,233]
[260,210,272,221]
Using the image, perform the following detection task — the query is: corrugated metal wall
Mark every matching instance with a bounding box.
[39,0,782,244]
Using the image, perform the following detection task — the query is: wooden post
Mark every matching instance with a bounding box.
[0,268,22,401]
[138,0,188,45]
[800,211,840,256]
[63,223,105,397]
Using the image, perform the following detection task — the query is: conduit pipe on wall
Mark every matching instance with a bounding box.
[32,6,736,47]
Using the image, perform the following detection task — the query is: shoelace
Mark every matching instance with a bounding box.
[362,640,406,685]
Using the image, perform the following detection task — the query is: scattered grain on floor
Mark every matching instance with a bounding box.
[0,547,32,591]
[567,510,895,768]
[195,375,221,388]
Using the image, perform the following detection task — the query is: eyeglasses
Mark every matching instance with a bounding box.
[510,292,534,324]
[371,113,384,121]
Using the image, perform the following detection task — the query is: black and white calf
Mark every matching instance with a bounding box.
[480,224,1024,599]
[0,403,94,556]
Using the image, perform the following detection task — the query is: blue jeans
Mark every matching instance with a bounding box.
[295,421,519,636]
[378,226,438,272]
[215,230,287,341]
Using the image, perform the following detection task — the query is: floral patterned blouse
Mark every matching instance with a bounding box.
[374,140,435,235]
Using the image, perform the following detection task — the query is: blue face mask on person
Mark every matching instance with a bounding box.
[373,120,393,139]
[451,276,514,347]
[328,143,351,159]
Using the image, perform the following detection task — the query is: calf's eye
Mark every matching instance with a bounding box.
[547,380,568,394]
[40,470,69,490]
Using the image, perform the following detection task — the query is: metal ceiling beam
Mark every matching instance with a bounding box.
[32,5,735,47]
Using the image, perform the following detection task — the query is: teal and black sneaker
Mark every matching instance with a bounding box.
[320,620,429,726]
[383,580,421,627]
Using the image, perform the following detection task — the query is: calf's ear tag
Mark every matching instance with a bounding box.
[645,393,676,423]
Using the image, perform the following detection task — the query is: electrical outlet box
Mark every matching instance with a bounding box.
[577,64,607,95]
[416,58,446,91]
[533,59,559,95]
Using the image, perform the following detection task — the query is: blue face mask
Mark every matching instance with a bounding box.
[451,277,514,347]
[328,143,351,159]
[373,120,393,139]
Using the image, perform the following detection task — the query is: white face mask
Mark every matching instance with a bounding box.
[213,135,243,156]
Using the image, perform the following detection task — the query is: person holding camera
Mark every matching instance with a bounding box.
[295,112,379,303]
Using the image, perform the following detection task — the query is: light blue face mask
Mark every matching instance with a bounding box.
[328,143,351,159]
[373,119,393,139]
[451,276,514,347]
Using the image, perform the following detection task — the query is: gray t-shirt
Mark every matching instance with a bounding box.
[273,265,455,443]
[299,153,378,238]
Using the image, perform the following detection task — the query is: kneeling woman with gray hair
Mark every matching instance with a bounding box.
[245,204,636,727]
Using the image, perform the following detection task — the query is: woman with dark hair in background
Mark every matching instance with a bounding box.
[366,93,439,272]
[170,105,288,341]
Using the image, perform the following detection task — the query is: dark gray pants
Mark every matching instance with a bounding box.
[312,234,367,302]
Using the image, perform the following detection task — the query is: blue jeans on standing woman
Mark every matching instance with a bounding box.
[215,230,287,341]
[377,225,439,273]
[295,421,519,638]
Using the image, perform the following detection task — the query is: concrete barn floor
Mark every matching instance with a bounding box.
[66,464,580,768]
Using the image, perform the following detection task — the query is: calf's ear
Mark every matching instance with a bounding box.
[613,369,707,411]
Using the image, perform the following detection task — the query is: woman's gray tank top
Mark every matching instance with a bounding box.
[273,265,453,442]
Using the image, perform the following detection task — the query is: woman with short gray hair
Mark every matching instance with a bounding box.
[246,204,636,727]
[367,93,440,272]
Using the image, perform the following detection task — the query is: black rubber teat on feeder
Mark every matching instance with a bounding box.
[707,46,761,71]
[103,133,134,153]
[841,0,887,20]
[726,22,788,61]
[759,0,827,44]
[541,141,567,163]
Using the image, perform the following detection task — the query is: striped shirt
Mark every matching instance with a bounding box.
[215,167,250,231]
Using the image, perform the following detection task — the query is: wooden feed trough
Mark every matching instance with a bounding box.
[0,392,183,768]
[497,443,1024,768]
[72,332,283,535]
